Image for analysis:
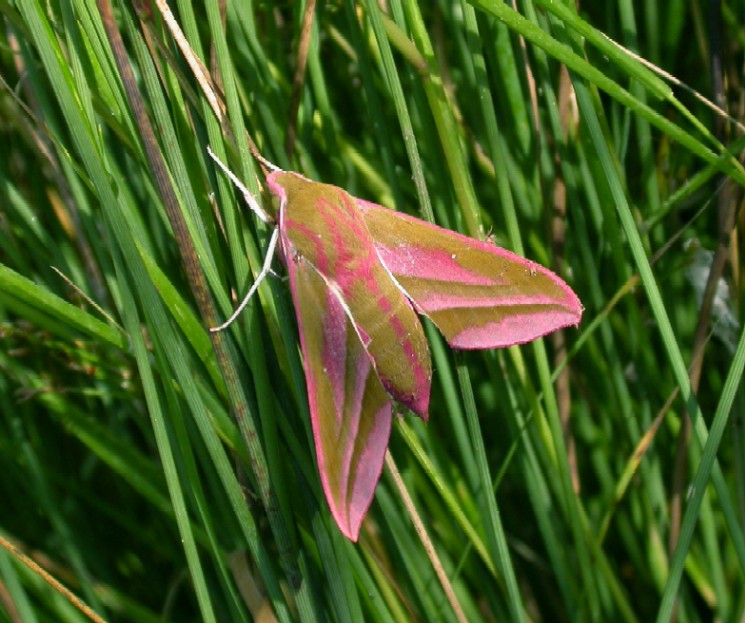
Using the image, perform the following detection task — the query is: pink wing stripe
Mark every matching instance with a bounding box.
[410,291,573,312]
[321,287,350,423]
[376,243,499,286]
[346,402,391,536]
[447,312,582,349]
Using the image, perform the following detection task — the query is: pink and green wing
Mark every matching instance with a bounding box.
[269,172,432,416]
[285,254,391,541]
[267,171,433,539]
[357,200,583,349]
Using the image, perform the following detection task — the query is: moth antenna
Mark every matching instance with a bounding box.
[211,226,280,332]
[207,146,274,224]
[253,152,281,172]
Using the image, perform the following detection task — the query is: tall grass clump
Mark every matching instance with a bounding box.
[1,1,744,621]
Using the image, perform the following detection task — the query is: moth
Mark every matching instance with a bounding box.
[209,149,582,541]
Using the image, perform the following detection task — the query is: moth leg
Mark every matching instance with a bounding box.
[211,226,280,332]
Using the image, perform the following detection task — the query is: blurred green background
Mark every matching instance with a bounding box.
[1,1,744,621]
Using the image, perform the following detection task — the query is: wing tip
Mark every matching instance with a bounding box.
[323,484,369,543]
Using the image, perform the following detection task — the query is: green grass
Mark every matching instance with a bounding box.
[1,0,744,621]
